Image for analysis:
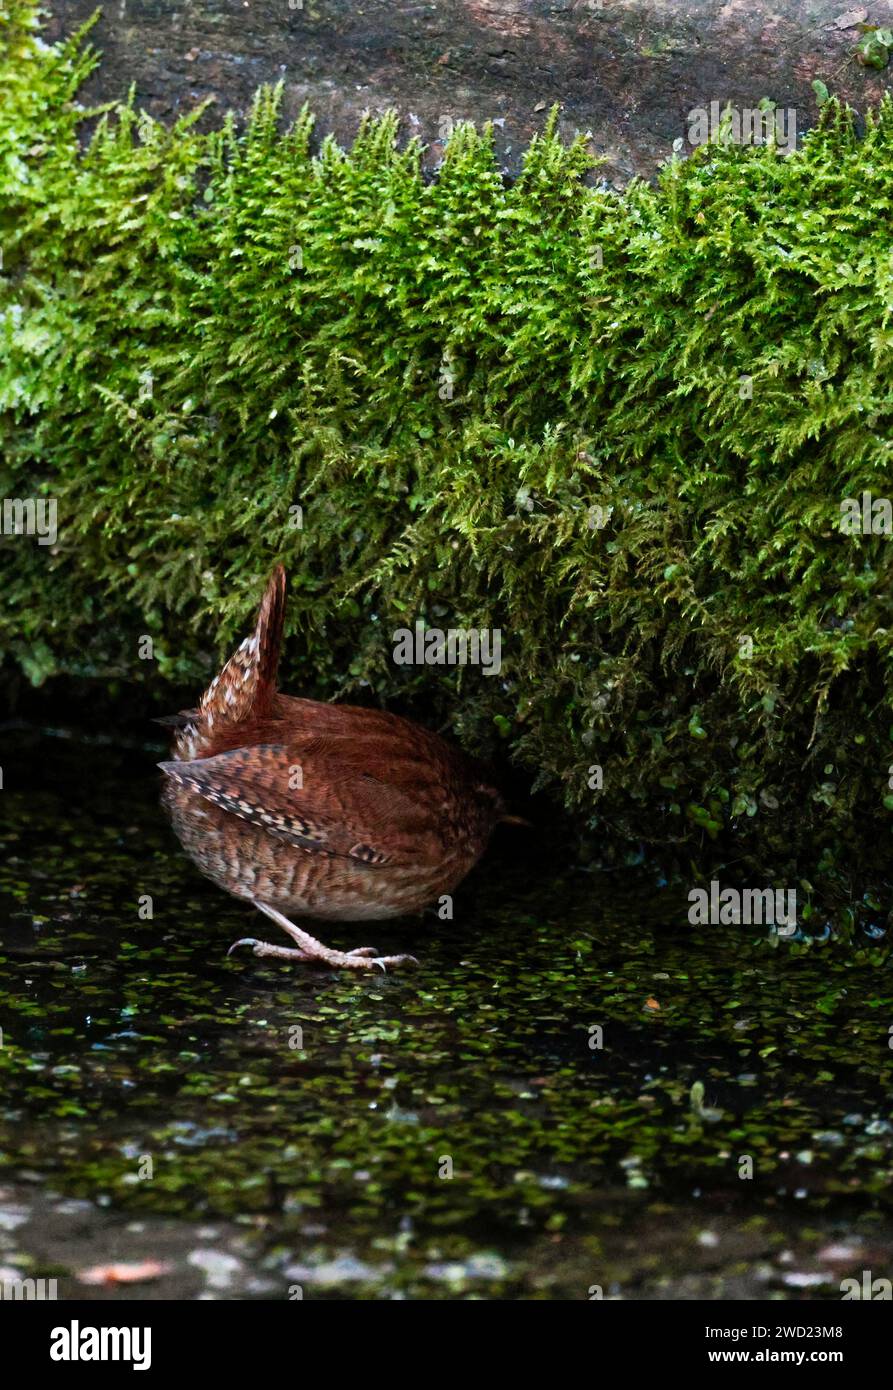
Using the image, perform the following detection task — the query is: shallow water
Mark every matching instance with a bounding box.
[1,726,892,1300]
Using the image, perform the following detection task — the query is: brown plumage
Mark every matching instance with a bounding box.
[159,565,509,970]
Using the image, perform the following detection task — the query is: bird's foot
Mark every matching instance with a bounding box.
[228,903,420,972]
[227,937,418,971]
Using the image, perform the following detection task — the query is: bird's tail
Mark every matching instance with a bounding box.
[172,566,287,758]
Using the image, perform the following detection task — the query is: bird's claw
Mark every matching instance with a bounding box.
[371,954,420,972]
[227,937,258,957]
[347,947,420,971]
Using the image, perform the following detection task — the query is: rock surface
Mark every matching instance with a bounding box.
[48,0,891,182]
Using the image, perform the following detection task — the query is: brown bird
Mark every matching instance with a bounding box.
[158,565,513,971]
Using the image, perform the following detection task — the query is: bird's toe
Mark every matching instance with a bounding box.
[227,937,259,957]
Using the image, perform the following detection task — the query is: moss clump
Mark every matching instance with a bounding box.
[2,5,893,924]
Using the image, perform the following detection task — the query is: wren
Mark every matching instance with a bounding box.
[158,566,513,971]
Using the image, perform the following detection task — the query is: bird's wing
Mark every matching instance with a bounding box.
[158,739,445,866]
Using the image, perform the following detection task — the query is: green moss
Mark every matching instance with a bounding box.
[2,4,893,920]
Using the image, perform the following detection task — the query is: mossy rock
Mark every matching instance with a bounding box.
[2,4,892,931]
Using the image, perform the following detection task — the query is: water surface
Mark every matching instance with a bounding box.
[1,727,892,1299]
